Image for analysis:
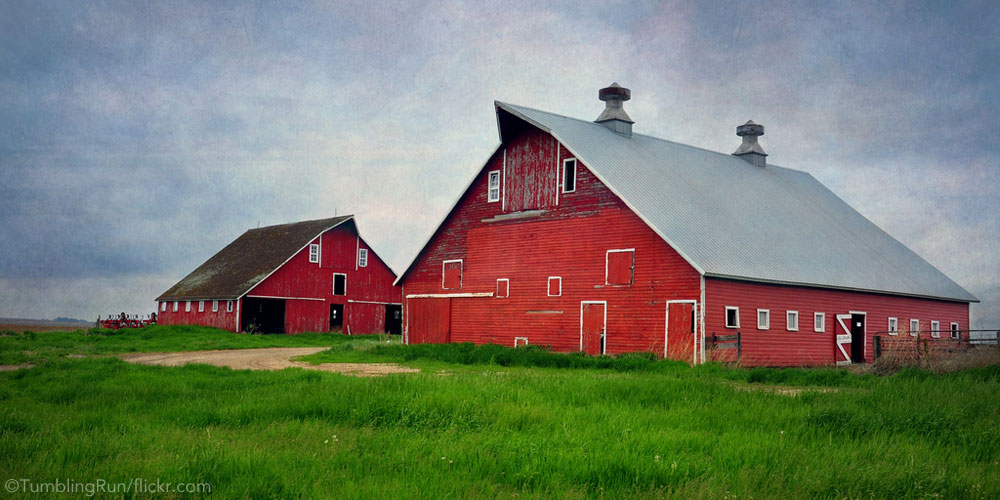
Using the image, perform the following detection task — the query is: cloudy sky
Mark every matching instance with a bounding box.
[1,0,998,326]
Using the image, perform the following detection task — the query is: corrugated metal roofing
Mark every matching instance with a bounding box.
[497,102,977,302]
[156,216,353,301]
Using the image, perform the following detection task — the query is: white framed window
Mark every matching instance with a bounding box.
[173,301,178,312]
[160,302,166,312]
[605,249,635,285]
[548,276,562,297]
[185,301,191,312]
[888,317,898,335]
[333,273,347,296]
[442,259,463,290]
[786,311,799,331]
[814,312,825,332]
[309,244,319,263]
[931,320,940,338]
[198,300,204,312]
[487,170,501,202]
[910,319,919,337]
[757,309,770,330]
[227,300,233,312]
[496,278,509,298]
[358,248,368,268]
[562,158,577,193]
[725,307,740,328]
[950,322,960,340]
[514,337,529,347]
[212,300,218,312]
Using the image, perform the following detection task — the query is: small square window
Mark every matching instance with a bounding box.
[910,319,919,337]
[212,300,219,312]
[358,248,368,268]
[950,322,960,340]
[931,320,940,338]
[198,300,204,312]
[757,309,770,330]
[160,302,167,312]
[227,300,233,312]
[309,244,319,263]
[185,301,191,312]
[606,249,634,285]
[173,302,178,312]
[333,273,347,296]
[514,337,529,347]
[496,279,509,298]
[725,307,740,328]
[787,311,799,331]
[487,170,501,202]
[814,312,825,332]
[562,159,577,193]
[888,317,898,335]
[548,277,562,297]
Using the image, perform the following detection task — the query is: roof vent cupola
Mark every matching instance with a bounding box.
[732,120,767,167]
[595,82,634,137]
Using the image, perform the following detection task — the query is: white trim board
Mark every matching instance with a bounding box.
[405,292,494,299]
[246,295,325,301]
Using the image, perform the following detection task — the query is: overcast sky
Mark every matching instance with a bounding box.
[1,0,998,326]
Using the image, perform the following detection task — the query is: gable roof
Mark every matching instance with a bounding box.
[397,101,977,303]
[156,216,353,301]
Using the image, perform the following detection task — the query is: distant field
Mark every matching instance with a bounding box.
[1,326,998,499]
[0,319,94,333]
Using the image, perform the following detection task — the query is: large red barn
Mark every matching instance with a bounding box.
[156,216,401,335]
[395,84,978,366]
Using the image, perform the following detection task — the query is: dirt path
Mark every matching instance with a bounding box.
[119,347,419,377]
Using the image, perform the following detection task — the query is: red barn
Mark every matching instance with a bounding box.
[395,83,978,366]
[156,216,402,335]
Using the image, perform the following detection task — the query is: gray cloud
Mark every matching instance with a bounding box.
[0,0,997,327]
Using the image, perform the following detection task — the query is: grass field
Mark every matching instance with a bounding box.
[1,326,999,499]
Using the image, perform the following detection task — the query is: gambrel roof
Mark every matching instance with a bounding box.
[156,216,353,301]
[397,101,977,303]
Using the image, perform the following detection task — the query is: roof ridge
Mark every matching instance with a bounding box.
[247,215,353,232]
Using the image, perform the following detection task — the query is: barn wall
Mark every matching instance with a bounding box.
[157,300,238,331]
[704,277,971,366]
[403,131,701,355]
[285,299,328,334]
[504,128,559,212]
[345,302,386,335]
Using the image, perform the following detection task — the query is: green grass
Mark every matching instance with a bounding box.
[1,326,998,499]
[0,325,380,364]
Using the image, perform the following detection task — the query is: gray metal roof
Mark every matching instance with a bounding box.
[491,102,976,302]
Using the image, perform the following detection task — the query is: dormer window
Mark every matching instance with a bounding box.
[487,170,501,202]
[309,244,319,263]
[562,159,577,193]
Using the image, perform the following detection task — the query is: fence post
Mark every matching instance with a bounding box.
[737,331,742,361]
[874,335,881,360]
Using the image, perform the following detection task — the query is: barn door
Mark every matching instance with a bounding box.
[580,301,606,355]
[406,298,450,344]
[835,314,852,365]
[666,301,697,363]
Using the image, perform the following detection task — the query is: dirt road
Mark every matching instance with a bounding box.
[119,347,419,377]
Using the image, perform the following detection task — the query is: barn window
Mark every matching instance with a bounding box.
[514,337,529,347]
[888,317,898,335]
[309,244,320,263]
[950,322,960,340]
[212,300,218,312]
[173,302,179,312]
[496,278,509,298]
[725,307,739,328]
[185,301,191,312]
[487,170,501,202]
[562,159,577,193]
[930,320,940,338]
[198,300,204,312]
[757,309,770,330]
[909,319,919,337]
[358,248,368,267]
[605,249,634,285]
[160,302,166,312]
[442,260,463,289]
[227,300,233,312]
[333,273,347,296]
[786,311,799,331]
[548,276,562,297]
[814,312,825,332]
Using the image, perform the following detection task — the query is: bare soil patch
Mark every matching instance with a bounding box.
[0,364,34,371]
[119,347,419,377]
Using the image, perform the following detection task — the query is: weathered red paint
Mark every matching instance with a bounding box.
[704,277,971,366]
[667,302,695,361]
[159,223,401,334]
[407,298,450,344]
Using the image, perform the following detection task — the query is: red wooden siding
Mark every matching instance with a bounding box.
[606,250,634,285]
[407,298,451,343]
[402,130,702,356]
[504,129,559,212]
[443,261,462,289]
[704,277,971,366]
[158,299,238,331]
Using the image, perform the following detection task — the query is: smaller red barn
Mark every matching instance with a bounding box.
[156,216,401,334]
